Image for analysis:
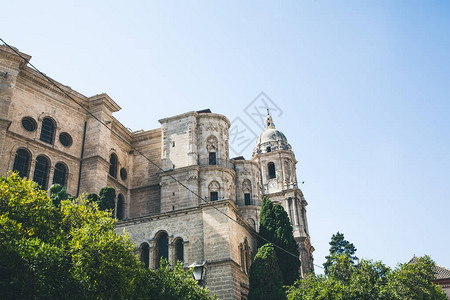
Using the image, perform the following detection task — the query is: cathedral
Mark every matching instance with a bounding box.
[0,45,314,300]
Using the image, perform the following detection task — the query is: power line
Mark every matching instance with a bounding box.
[0,38,323,270]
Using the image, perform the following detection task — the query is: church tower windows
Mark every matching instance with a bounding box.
[209,180,220,201]
[242,179,252,205]
[40,117,56,144]
[155,231,169,268]
[33,155,50,189]
[209,151,216,165]
[139,243,150,268]
[268,162,276,179]
[13,148,31,178]
[174,238,184,262]
[207,135,218,165]
[109,153,118,178]
[52,162,68,186]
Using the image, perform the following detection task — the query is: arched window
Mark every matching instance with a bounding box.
[268,162,276,179]
[174,238,184,262]
[139,243,150,268]
[40,117,56,144]
[12,148,31,178]
[109,153,118,178]
[116,194,125,220]
[33,155,50,189]
[242,179,252,205]
[208,180,220,201]
[53,162,68,186]
[266,146,271,153]
[155,231,169,268]
[207,135,218,165]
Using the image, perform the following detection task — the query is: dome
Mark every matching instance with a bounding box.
[256,128,288,145]
[252,112,292,156]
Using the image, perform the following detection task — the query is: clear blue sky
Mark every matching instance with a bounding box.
[2,0,449,273]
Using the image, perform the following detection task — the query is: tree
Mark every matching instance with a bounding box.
[86,192,99,204]
[259,197,300,285]
[143,259,217,300]
[323,232,357,274]
[248,243,286,300]
[385,256,447,300]
[98,186,116,211]
[287,233,446,300]
[287,255,446,300]
[49,183,71,206]
[0,172,216,299]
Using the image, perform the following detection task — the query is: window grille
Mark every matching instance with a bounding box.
[33,155,50,189]
[52,162,67,186]
[268,162,276,179]
[40,118,55,144]
[109,154,118,178]
[13,148,31,178]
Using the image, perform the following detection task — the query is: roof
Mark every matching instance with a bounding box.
[435,264,450,280]
[197,109,212,113]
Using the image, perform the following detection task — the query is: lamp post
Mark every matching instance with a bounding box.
[189,261,207,284]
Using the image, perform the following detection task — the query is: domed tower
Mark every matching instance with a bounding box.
[252,111,315,276]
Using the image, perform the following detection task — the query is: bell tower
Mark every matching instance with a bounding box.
[252,111,315,276]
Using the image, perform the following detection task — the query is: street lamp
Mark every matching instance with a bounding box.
[189,261,207,283]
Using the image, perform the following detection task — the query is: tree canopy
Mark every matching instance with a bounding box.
[0,172,215,300]
[287,233,446,300]
[258,197,300,285]
[248,243,286,300]
[323,232,357,274]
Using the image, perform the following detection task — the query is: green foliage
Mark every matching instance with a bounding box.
[385,256,447,300]
[288,255,446,300]
[98,186,116,211]
[259,197,300,285]
[86,192,98,204]
[287,233,446,300]
[248,243,286,300]
[0,172,216,300]
[143,259,217,300]
[49,184,71,207]
[323,232,357,274]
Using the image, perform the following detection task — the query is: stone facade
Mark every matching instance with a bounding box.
[0,45,314,299]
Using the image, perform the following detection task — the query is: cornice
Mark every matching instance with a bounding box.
[158,111,198,124]
[88,93,121,113]
[197,112,231,128]
[198,165,236,177]
[131,128,161,145]
[18,69,89,106]
[159,165,200,177]
[0,46,31,67]
[233,159,260,169]
[251,149,297,162]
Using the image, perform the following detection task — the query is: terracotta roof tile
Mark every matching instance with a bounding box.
[435,264,450,280]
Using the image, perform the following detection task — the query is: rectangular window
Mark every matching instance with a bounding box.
[209,152,216,165]
[244,193,251,205]
[210,191,218,201]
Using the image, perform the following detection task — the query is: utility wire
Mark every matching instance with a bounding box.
[0,38,324,270]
